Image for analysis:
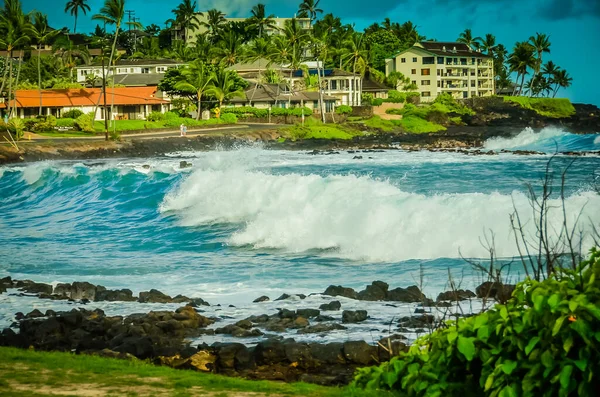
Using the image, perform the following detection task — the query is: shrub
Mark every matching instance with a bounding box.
[362,93,374,104]
[354,248,600,396]
[220,113,237,124]
[221,106,269,118]
[164,111,180,120]
[56,118,76,128]
[23,118,41,131]
[146,111,166,122]
[385,108,403,115]
[433,92,475,115]
[7,118,24,139]
[372,98,384,107]
[387,90,406,103]
[336,105,353,115]
[62,109,84,119]
[32,115,57,132]
[271,107,312,117]
[400,115,446,133]
[405,92,421,104]
[503,96,575,118]
[75,113,95,132]
[425,109,450,125]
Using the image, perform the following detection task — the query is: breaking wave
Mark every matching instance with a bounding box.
[484,126,600,152]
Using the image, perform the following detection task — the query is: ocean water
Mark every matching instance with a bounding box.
[0,127,599,341]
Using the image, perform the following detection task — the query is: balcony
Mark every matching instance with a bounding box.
[477,62,492,68]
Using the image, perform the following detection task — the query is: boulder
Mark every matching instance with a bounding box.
[53,282,103,300]
[297,323,347,334]
[319,301,341,311]
[309,342,345,364]
[189,297,210,307]
[436,289,476,302]
[189,350,216,372]
[284,342,313,368]
[296,309,320,318]
[476,282,515,301]
[357,281,389,301]
[342,310,368,323]
[138,289,172,303]
[386,285,425,302]
[215,343,254,370]
[292,316,309,328]
[343,341,377,365]
[25,309,45,318]
[253,295,270,303]
[275,293,307,301]
[377,335,408,361]
[323,285,358,300]
[96,289,136,302]
[20,281,53,295]
[278,309,296,319]
[254,340,287,365]
[235,319,253,330]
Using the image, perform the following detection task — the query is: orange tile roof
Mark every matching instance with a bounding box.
[0,87,169,109]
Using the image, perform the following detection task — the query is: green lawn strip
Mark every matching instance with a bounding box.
[281,123,363,140]
[0,347,392,397]
[393,116,446,133]
[503,96,575,118]
[36,132,100,138]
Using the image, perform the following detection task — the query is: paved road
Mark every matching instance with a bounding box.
[17,123,280,144]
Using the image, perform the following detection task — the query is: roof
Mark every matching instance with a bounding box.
[419,42,492,58]
[112,74,164,86]
[362,77,389,92]
[229,59,288,72]
[1,87,168,109]
[292,68,359,78]
[85,59,185,67]
[231,83,336,104]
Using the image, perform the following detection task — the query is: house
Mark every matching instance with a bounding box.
[1,87,170,120]
[229,83,337,112]
[75,59,185,85]
[385,41,494,102]
[173,13,311,43]
[289,69,362,106]
[362,77,390,99]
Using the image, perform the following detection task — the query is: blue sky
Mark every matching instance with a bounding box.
[24,0,600,105]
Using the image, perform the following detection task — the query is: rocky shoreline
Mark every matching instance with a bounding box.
[0,276,513,385]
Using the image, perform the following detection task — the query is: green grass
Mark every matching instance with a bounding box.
[0,347,391,397]
[503,96,576,118]
[93,120,166,132]
[394,116,446,133]
[282,118,364,140]
[362,116,397,132]
[36,132,99,138]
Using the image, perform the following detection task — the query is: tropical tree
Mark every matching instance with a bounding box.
[64,0,91,34]
[528,32,551,97]
[249,3,277,37]
[174,60,212,120]
[207,68,245,112]
[341,32,368,105]
[551,69,572,98]
[93,0,125,139]
[171,0,200,43]
[507,41,535,96]
[457,28,481,50]
[211,29,244,67]
[202,9,226,42]
[30,11,60,115]
[480,33,496,54]
[0,0,31,118]
[297,0,323,23]
[144,23,161,36]
[244,36,271,104]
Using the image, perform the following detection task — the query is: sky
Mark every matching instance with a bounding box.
[23,0,600,105]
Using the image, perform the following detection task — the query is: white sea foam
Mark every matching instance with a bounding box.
[161,166,600,262]
[484,126,568,150]
[594,135,600,145]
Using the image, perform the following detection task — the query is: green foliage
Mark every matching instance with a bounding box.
[146,111,166,122]
[282,120,360,141]
[62,109,84,119]
[32,115,57,132]
[336,105,353,115]
[433,93,475,116]
[503,96,575,118]
[109,130,122,141]
[75,113,95,133]
[363,116,397,132]
[387,91,406,103]
[221,106,269,118]
[271,107,313,117]
[56,118,76,128]
[219,113,238,124]
[385,108,403,115]
[353,248,600,397]
[398,116,446,133]
[7,118,25,140]
[371,98,384,107]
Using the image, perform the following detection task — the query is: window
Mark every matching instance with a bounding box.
[471,81,476,87]
[421,80,430,86]
[142,68,150,74]
[412,57,417,62]
[422,57,434,65]
[118,68,128,74]
[463,92,468,98]
[471,58,476,65]
[460,58,467,65]
[437,81,441,87]
[421,92,431,97]
[401,58,406,63]
[437,57,444,64]
[130,68,134,73]
[156,66,167,73]
[411,80,416,85]
[453,58,458,65]
[421,69,430,76]
[331,80,337,90]
[411,69,416,74]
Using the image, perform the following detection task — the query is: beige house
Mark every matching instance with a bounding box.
[173,13,311,43]
[75,59,185,85]
[385,42,494,102]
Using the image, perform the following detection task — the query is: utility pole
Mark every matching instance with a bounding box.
[132,16,140,53]
[125,10,135,32]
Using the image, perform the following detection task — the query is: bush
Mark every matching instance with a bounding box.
[164,111,180,120]
[75,113,95,132]
[399,115,446,133]
[24,118,41,131]
[433,92,475,115]
[271,107,312,117]
[32,115,57,132]
[7,118,24,139]
[56,118,76,128]
[146,111,166,122]
[354,248,600,396]
[221,106,269,118]
[503,96,575,118]
[220,113,237,124]
[385,108,403,115]
[405,92,421,104]
[371,98,384,107]
[62,109,84,119]
[387,90,406,103]
[336,105,353,115]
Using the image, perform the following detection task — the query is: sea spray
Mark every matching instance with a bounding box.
[484,126,600,152]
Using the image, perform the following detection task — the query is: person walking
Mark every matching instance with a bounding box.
[183,124,187,136]
[180,123,185,137]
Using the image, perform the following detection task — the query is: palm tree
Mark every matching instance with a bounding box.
[174,60,212,120]
[341,32,367,105]
[212,29,244,67]
[0,0,31,118]
[244,36,271,105]
[64,0,91,34]
[52,35,90,82]
[171,0,199,43]
[207,68,245,113]
[528,32,551,97]
[144,23,161,36]
[457,28,482,50]
[507,41,535,96]
[93,0,125,140]
[250,3,277,37]
[202,9,226,42]
[480,33,496,55]
[551,69,572,98]
[297,0,323,23]
[30,11,59,116]
[398,21,420,47]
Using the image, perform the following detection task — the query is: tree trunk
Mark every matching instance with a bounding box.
[352,59,357,106]
[0,52,11,103]
[7,51,13,118]
[13,54,23,118]
[316,57,325,123]
[196,94,201,120]
[512,73,520,96]
[38,48,43,116]
[74,15,78,34]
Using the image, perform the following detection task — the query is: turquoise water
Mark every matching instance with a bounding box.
[1,127,599,306]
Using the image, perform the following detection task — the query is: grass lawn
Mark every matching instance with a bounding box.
[393,116,446,133]
[503,96,576,118]
[36,132,100,138]
[282,121,364,140]
[0,347,393,397]
[93,120,165,132]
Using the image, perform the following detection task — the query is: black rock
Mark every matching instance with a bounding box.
[96,289,136,302]
[342,310,368,323]
[343,341,377,365]
[20,281,53,295]
[297,323,347,334]
[253,295,270,303]
[25,309,44,318]
[323,285,358,300]
[357,281,389,301]
[309,342,345,364]
[278,309,296,319]
[138,289,172,303]
[296,309,320,318]
[319,301,341,311]
[436,289,476,302]
[386,285,425,302]
[254,340,287,365]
